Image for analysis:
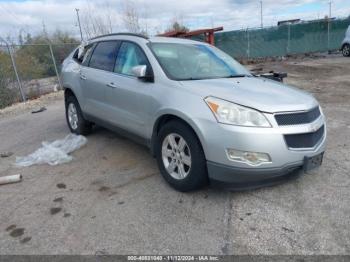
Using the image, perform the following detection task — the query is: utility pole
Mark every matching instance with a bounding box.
[260,1,263,28]
[42,20,48,38]
[75,8,83,41]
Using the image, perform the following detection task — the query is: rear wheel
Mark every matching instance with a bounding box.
[65,95,92,135]
[156,120,208,192]
[342,44,350,57]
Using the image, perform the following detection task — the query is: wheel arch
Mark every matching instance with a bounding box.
[341,42,350,50]
[64,86,77,102]
[150,112,206,159]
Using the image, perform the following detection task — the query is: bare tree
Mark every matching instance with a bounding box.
[122,0,141,34]
[81,1,117,39]
[77,0,148,39]
[122,0,149,36]
[165,16,189,33]
[104,1,114,34]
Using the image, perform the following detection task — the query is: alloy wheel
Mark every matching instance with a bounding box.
[161,133,192,180]
[68,103,78,130]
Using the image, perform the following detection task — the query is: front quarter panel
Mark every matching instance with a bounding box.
[342,26,350,46]
[149,83,215,159]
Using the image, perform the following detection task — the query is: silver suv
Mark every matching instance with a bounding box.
[341,25,350,57]
[61,33,326,191]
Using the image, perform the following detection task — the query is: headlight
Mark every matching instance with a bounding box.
[205,96,271,127]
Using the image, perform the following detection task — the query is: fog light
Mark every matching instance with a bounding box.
[226,149,271,166]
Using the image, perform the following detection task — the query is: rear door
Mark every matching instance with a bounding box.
[104,41,155,137]
[80,41,120,118]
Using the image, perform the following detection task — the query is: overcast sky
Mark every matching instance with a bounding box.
[0,0,349,40]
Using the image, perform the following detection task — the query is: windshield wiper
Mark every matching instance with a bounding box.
[179,77,216,81]
[224,74,251,78]
[180,75,251,81]
[180,77,207,81]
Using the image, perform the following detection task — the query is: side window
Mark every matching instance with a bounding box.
[73,44,94,64]
[114,42,149,76]
[73,49,80,62]
[81,44,95,66]
[89,41,119,71]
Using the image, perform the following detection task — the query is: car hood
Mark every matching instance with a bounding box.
[179,77,318,113]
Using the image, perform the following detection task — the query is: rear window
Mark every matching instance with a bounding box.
[89,41,119,71]
[72,45,92,64]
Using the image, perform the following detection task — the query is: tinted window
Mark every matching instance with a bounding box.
[89,41,119,71]
[114,42,149,76]
[73,45,94,64]
[81,44,95,66]
[73,49,81,62]
[73,45,92,64]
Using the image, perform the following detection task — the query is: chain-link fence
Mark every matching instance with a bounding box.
[0,44,20,108]
[215,17,350,59]
[0,42,77,109]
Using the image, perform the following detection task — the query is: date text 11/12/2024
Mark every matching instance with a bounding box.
[127,255,219,261]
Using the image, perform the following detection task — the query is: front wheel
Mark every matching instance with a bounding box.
[342,44,350,57]
[155,120,208,192]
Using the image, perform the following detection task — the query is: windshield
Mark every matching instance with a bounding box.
[149,42,251,81]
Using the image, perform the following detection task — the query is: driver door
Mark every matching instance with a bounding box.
[104,41,155,137]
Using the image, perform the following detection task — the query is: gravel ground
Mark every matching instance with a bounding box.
[0,91,63,119]
[0,54,349,255]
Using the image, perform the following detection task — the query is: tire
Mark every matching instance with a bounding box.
[342,44,350,57]
[155,120,208,192]
[65,95,92,135]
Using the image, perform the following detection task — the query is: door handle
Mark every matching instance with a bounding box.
[80,74,87,80]
[106,82,118,88]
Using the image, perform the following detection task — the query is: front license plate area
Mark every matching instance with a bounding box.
[304,152,324,172]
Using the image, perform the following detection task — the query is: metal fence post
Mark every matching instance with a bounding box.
[247,28,250,59]
[49,44,63,90]
[327,19,330,52]
[7,44,26,102]
[287,23,291,55]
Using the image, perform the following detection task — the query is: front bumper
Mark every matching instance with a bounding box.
[199,113,326,189]
[207,160,305,190]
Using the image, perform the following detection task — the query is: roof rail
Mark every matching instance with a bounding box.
[89,33,149,41]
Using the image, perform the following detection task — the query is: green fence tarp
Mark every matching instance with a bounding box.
[214,17,350,59]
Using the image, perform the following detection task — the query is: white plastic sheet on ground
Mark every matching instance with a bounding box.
[16,134,87,167]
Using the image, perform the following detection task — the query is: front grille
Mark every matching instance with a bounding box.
[275,107,321,126]
[284,125,325,149]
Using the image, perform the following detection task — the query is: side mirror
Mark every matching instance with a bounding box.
[132,65,147,78]
[132,65,154,82]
